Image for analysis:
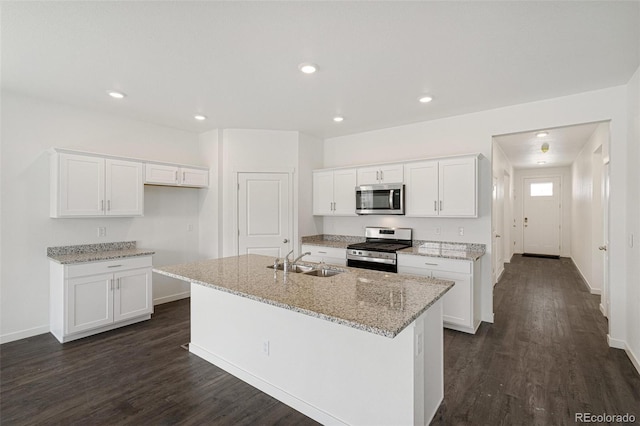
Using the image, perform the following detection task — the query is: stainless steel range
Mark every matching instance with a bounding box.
[346,227,412,273]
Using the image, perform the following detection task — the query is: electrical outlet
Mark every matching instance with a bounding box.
[262,339,270,356]
[458,227,464,236]
[434,227,441,235]
[97,227,106,237]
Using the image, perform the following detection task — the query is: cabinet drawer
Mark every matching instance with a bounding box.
[397,254,471,274]
[302,245,346,261]
[66,256,153,278]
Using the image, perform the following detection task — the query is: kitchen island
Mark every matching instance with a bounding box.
[154,254,453,425]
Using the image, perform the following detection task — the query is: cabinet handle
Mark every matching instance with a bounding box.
[380,170,384,181]
[107,200,111,211]
[376,171,379,181]
[434,201,437,211]
[108,264,123,268]
[110,279,114,290]
[101,200,104,211]
[175,170,178,182]
[116,278,120,290]
[440,200,443,211]
[425,262,439,266]
[183,171,186,181]
[318,251,327,254]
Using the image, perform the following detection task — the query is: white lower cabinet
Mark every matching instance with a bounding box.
[50,256,153,343]
[301,244,346,266]
[398,254,481,334]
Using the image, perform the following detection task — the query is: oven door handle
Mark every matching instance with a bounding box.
[347,254,396,265]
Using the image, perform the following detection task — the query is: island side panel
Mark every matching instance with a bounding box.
[190,282,444,426]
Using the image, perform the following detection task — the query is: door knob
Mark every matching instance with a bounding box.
[283,239,289,243]
[496,234,501,238]
[598,245,607,251]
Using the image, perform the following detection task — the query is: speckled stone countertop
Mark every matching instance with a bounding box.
[301,234,485,261]
[301,234,364,249]
[47,241,155,264]
[154,254,453,338]
[398,241,486,261]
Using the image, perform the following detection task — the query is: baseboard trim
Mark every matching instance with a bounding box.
[625,345,640,376]
[570,258,602,295]
[0,325,49,344]
[189,343,347,426]
[599,303,607,317]
[607,335,626,349]
[153,291,190,305]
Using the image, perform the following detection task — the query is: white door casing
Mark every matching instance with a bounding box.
[601,163,610,318]
[523,176,561,256]
[238,172,291,258]
[492,176,503,284]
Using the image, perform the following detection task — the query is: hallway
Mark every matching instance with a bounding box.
[433,255,640,425]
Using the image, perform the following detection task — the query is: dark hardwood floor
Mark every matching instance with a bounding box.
[1,255,638,425]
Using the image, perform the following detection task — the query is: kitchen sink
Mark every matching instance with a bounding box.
[267,264,314,273]
[303,269,342,278]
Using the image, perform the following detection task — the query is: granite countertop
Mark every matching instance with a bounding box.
[154,254,453,338]
[301,234,486,261]
[398,241,486,261]
[47,241,155,264]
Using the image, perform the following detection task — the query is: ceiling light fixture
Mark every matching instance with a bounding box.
[541,142,550,153]
[108,91,126,99]
[536,131,549,138]
[418,96,433,103]
[333,116,344,123]
[194,114,207,121]
[299,63,318,74]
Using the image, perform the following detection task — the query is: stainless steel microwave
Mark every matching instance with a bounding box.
[355,184,405,215]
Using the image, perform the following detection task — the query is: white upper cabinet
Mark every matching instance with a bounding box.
[404,155,477,217]
[51,152,143,218]
[313,169,357,216]
[145,163,209,188]
[357,164,404,185]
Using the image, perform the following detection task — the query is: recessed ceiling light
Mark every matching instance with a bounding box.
[299,63,318,74]
[418,96,433,103]
[333,116,344,122]
[541,142,550,153]
[108,91,126,99]
[537,161,546,165]
[536,131,549,138]
[194,114,207,121]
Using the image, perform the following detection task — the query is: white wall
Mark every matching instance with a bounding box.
[220,129,299,257]
[323,86,629,332]
[513,167,572,257]
[198,129,222,260]
[0,92,204,343]
[297,132,324,246]
[571,122,609,294]
[625,66,640,372]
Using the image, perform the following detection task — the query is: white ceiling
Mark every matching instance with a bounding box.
[2,2,639,139]
[493,122,602,169]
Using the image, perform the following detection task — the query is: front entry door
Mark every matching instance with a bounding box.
[523,177,561,256]
[238,172,291,257]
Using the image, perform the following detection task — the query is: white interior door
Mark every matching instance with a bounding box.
[601,163,610,317]
[503,171,512,263]
[492,176,502,284]
[238,172,291,258]
[523,177,561,256]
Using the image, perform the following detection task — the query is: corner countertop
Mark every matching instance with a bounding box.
[47,241,155,264]
[301,235,486,261]
[153,254,453,338]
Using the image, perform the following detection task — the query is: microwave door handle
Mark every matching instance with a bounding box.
[389,190,393,209]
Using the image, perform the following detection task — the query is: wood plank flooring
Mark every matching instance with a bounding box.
[1,255,638,425]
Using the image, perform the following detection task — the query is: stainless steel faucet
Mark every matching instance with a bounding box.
[291,251,311,268]
[283,249,294,272]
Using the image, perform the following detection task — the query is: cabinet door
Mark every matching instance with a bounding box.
[313,171,334,215]
[105,159,144,216]
[379,164,404,184]
[405,161,439,217]
[66,273,114,334]
[58,154,105,217]
[434,271,472,329]
[113,267,153,322]
[144,163,179,185]
[332,169,357,216]
[439,157,477,217]
[180,168,209,187]
[356,166,381,185]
